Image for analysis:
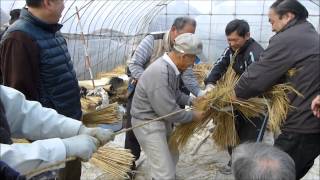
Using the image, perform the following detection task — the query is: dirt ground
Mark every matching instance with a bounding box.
[81,129,320,180]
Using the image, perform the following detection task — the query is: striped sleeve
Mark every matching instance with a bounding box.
[181,67,201,96]
[128,35,154,79]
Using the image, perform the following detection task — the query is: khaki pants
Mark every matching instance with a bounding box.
[132,118,178,180]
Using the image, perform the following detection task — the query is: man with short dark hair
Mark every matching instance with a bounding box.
[0,0,83,179]
[232,143,295,180]
[234,0,320,179]
[8,9,21,25]
[205,19,264,86]
[0,9,20,40]
[205,19,264,174]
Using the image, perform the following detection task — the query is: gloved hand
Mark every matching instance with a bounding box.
[62,135,99,161]
[205,84,215,92]
[197,84,216,97]
[78,125,114,145]
[197,90,206,97]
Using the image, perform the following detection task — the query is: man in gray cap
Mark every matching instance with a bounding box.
[131,33,204,179]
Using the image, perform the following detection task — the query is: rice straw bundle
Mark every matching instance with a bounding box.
[82,103,120,125]
[24,146,135,179]
[193,64,212,85]
[263,83,302,133]
[169,116,212,152]
[170,67,300,150]
[90,146,135,179]
[170,51,297,150]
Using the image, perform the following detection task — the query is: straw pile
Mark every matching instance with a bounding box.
[109,81,128,104]
[90,146,135,179]
[170,52,299,150]
[81,96,102,113]
[193,64,212,86]
[12,138,30,143]
[96,65,126,79]
[82,103,120,125]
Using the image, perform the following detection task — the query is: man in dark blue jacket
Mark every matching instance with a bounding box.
[0,0,82,179]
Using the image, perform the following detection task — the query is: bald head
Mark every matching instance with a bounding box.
[232,143,295,180]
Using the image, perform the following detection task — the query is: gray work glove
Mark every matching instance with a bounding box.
[78,125,114,145]
[62,134,99,161]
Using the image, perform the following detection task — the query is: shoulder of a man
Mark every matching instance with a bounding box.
[3,31,35,43]
[0,31,38,55]
[268,22,306,46]
[247,39,264,55]
[143,34,155,44]
[139,58,168,86]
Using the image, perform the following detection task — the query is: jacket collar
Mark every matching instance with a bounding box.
[163,53,180,76]
[277,19,305,34]
[230,38,254,54]
[20,8,63,33]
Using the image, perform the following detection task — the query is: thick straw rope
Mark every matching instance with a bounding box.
[23,107,192,178]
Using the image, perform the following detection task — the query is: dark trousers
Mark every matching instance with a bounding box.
[274,132,320,180]
[124,95,141,170]
[0,161,26,180]
[58,159,81,180]
[227,113,264,165]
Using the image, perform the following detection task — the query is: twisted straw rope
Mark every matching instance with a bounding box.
[23,107,192,178]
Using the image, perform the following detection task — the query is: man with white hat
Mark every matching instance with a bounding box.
[130,33,204,179]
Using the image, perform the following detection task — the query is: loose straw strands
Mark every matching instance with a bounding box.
[82,103,120,125]
[263,83,302,133]
[169,116,212,152]
[90,147,135,179]
[193,64,212,85]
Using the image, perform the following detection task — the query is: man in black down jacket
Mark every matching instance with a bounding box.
[205,19,265,174]
[235,0,320,179]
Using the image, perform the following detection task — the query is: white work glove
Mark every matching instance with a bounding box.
[205,84,215,92]
[78,125,114,145]
[197,84,216,97]
[197,90,206,97]
[62,135,99,161]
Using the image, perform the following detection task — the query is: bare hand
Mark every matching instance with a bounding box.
[192,111,205,121]
[311,95,320,118]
